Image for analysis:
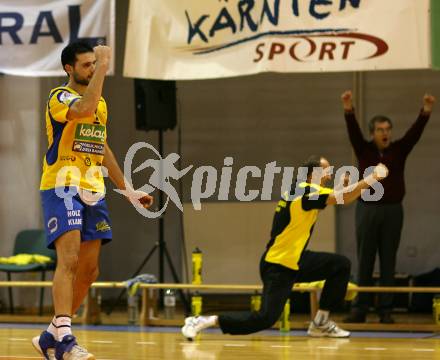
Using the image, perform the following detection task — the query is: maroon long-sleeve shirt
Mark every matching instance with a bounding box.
[344,110,430,203]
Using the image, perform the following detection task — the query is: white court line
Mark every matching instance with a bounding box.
[0,356,41,359]
[179,342,198,346]
[364,347,387,351]
[271,345,292,348]
[317,346,338,350]
[136,341,157,345]
[412,348,435,352]
[224,344,247,347]
[92,340,114,344]
[8,338,28,341]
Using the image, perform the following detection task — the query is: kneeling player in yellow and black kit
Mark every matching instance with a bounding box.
[32,42,153,360]
[182,156,388,339]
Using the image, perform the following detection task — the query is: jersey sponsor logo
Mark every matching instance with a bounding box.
[60,155,76,161]
[59,91,76,104]
[72,141,105,155]
[96,220,111,232]
[67,210,80,217]
[47,217,58,234]
[84,157,91,166]
[68,218,82,226]
[67,209,82,226]
[75,123,106,143]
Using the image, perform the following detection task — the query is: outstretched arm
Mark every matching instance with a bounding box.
[398,94,435,155]
[342,90,368,157]
[326,163,388,205]
[103,142,153,208]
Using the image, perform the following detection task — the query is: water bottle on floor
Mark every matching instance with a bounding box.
[433,295,440,325]
[191,292,203,316]
[127,294,139,325]
[164,289,176,319]
[280,299,290,332]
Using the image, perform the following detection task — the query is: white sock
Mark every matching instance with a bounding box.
[47,316,58,340]
[314,310,330,326]
[197,315,218,330]
[56,315,72,341]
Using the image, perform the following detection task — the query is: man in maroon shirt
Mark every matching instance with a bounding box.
[342,90,435,323]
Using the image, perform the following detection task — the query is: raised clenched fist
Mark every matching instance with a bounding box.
[94,45,111,65]
[341,90,353,111]
[423,94,436,113]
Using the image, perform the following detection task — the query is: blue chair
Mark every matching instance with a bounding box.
[0,230,56,315]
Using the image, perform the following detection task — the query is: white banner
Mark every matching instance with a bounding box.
[0,0,115,77]
[124,0,430,80]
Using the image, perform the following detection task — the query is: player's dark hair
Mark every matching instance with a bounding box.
[369,115,393,134]
[301,155,323,179]
[61,41,94,75]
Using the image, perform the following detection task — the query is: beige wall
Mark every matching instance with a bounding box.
[0,75,43,307]
[183,202,335,285]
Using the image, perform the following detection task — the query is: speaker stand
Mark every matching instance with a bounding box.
[107,130,189,315]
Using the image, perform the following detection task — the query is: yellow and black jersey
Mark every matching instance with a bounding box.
[265,182,333,270]
[40,85,108,193]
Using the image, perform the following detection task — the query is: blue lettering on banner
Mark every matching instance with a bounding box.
[309,0,333,20]
[339,0,361,11]
[292,0,361,19]
[238,0,258,32]
[68,5,106,47]
[0,4,106,45]
[0,12,23,44]
[30,11,62,44]
[186,0,363,45]
[186,11,209,43]
[209,7,237,38]
[260,0,280,26]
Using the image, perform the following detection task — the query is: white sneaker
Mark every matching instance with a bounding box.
[31,335,56,360]
[62,345,95,360]
[307,320,351,338]
[181,316,209,340]
[55,335,95,360]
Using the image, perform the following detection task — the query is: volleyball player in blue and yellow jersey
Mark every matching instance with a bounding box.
[40,84,108,193]
[32,42,153,360]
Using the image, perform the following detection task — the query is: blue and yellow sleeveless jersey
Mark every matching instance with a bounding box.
[40,85,107,193]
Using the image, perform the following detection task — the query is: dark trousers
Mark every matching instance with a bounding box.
[353,201,403,313]
[218,250,351,335]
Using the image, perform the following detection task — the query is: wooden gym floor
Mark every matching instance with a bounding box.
[0,325,439,360]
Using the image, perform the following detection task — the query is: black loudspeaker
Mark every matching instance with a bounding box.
[134,79,177,131]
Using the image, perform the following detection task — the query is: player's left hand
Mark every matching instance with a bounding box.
[125,189,154,208]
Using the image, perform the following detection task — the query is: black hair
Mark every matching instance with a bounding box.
[301,155,323,179]
[368,115,393,134]
[61,41,94,75]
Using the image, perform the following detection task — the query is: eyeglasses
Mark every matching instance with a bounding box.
[375,127,392,134]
